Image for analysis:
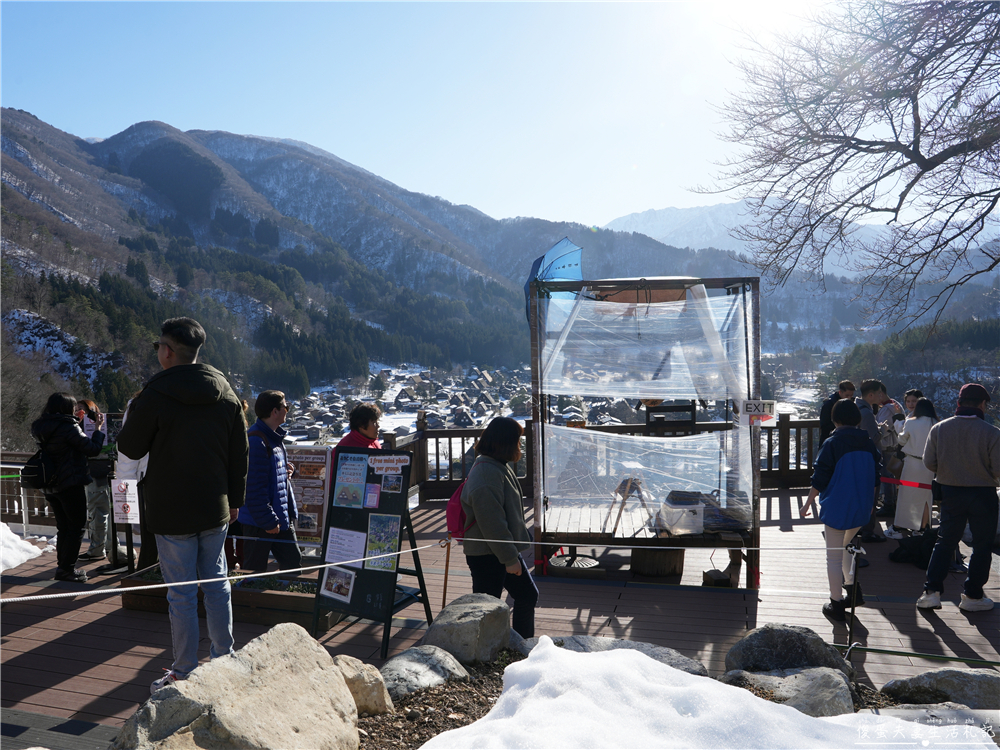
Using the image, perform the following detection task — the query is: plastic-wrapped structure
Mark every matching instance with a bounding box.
[528,277,762,586]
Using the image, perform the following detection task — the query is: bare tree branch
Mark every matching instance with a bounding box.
[706,1,1000,328]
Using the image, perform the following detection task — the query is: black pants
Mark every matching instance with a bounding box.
[136,484,159,571]
[466,553,538,638]
[46,485,87,572]
[241,524,302,572]
[924,485,999,599]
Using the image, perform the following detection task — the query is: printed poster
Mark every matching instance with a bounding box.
[288,446,331,543]
[333,453,367,507]
[365,514,401,572]
[325,527,368,570]
[112,479,140,524]
[364,483,381,509]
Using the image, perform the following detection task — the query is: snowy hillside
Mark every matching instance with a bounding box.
[2,309,122,385]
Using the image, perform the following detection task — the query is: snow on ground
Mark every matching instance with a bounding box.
[424,637,993,749]
[0,523,49,572]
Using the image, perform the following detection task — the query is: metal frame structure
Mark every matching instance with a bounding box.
[528,276,762,587]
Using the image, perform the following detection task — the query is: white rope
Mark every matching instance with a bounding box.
[2,530,870,605]
[0,542,441,605]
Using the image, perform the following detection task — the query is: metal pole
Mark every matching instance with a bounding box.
[19,484,30,538]
[442,538,451,609]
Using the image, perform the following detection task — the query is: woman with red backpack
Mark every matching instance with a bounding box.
[460,417,537,638]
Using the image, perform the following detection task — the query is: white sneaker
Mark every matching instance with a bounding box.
[916,590,942,609]
[150,669,183,694]
[884,525,905,540]
[959,594,994,612]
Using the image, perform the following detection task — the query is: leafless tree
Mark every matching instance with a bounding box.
[711,1,1000,326]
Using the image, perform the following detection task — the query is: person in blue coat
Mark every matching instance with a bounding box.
[803,398,882,621]
[238,390,301,572]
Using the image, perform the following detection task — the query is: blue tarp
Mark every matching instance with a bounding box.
[523,237,583,323]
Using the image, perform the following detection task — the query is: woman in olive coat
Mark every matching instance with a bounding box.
[460,417,537,637]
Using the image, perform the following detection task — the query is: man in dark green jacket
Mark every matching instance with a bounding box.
[117,317,248,693]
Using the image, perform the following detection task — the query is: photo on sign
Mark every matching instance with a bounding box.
[381,473,403,494]
[363,483,381,509]
[334,482,364,508]
[296,512,318,531]
[321,566,355,603]
[365,514,401,572]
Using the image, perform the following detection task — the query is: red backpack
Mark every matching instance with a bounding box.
[446,479,473,540]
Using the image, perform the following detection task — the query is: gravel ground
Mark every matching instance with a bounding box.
[357,650,899,750]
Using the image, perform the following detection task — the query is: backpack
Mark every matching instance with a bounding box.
[21,442,57,490]
[446,479,473,540]
[888,528,938,569]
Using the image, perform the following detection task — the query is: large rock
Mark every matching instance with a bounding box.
[421,593,510,664]
[379,645,469,701]
[520,635,708,677]
[725,623,855,679]
[332,655,393,716]
[718,668,854,717]
[112,623,357,750]
[880,668,1000,710]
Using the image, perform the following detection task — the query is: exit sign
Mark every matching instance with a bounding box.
[740,400,776,426]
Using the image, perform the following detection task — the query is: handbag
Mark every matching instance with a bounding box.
[21,440,57,490]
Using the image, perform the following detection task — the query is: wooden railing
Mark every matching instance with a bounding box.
[760,414,820,489]
[386,425,534,502]
[1,417,816,528]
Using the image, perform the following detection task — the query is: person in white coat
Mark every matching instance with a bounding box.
[889,398,938,536]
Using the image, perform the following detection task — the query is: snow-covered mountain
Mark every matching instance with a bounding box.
[603,200,894,278]
[604,201,751,253]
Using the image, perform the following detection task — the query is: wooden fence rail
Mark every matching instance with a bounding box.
[1,416,817,527]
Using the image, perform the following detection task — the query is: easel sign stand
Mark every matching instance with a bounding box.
[311,447,432,659]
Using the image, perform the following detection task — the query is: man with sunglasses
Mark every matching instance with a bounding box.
[117,317,248,693]
[238,390,301,573]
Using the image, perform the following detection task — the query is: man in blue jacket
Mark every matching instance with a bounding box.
[239,390,301,572]
[804,398,882,621]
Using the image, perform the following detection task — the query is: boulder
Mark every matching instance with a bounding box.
[508,628,531,658]
[520,635,708,677]
[112,622,357,750]
[332,655,393,716]
[421,593,510,664]
[725,623,855,679]
[718,668,854,717]
[380,645,469,701]
[880,668,1000,710]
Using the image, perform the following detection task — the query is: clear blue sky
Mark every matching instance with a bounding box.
[1,2,816,226]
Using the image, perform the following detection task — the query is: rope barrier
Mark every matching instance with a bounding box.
[0,541,442,605]
[881,477,934,490]
[840,642,1000,668]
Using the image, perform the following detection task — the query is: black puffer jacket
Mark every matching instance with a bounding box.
[30,414,106,494]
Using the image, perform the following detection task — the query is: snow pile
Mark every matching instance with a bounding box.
[0,523,45,572]
[2,309,121,386]
[423,636,993,749]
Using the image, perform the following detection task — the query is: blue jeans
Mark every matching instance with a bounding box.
[924,485,999,600]
[466,553,538,638]
[156,524,234,677]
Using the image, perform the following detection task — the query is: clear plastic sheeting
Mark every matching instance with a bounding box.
[542,425,753,535]
[541,291,751,401]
